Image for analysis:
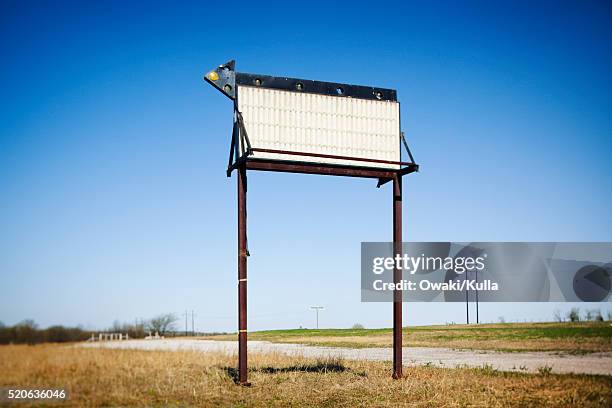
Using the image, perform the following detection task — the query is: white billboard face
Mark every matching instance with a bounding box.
[237,86,400,169]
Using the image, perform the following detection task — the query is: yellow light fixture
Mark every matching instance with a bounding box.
[207,71,219,81]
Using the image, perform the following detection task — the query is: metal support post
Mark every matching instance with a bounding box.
[392,174,403,379]
[237,164,248,385]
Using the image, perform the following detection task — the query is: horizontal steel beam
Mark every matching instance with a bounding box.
[250,148,414,167]
[245,158,398,180]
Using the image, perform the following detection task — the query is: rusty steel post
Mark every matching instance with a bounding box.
[237,164,248,385]
[392,174,403,379]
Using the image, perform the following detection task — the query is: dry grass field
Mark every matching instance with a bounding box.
[203,322,612,353]
[1,344,611,407]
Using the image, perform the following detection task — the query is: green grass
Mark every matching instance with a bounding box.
[202,322,612,353]
[247,323,612,339]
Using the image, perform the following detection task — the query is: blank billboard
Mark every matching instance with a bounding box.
[237,85,401,169]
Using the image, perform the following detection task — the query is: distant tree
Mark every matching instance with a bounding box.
[584,310,593,321]
[567,308,580,322]
[112,320,122,332]
[0,321,4,328]
[14,320,40,344]
[105,319,146,339]
[498,316,506,323]
[129,319,146,338]
[147,313,177,335]
[553,309,564,322]
[590,309,603,322]
[351,323,365,330]
[17,319,38,329]
[45,326,89,343]
[0,321,89,345]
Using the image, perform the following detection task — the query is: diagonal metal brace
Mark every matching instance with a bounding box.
[377,177,393,188]
[227,109,254,177]
[401,132,416,164]
[236,109,252,154]
[226,121,238,177]
[376,163,419,188]
[376,131,419,187]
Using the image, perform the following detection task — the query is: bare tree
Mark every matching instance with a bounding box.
[147,313,178,335]
[112,320,122,332]
[107,319,147,338]
[590,309,603,322]
[553,309,564,322]
[17,319,38,329]
[14,319,40,344]
[567,308,580,322]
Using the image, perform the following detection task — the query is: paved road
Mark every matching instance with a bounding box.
[83,339,612,376]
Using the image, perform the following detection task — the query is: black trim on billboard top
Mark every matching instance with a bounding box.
[235,72,398,102]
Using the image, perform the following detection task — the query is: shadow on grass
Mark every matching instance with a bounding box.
[222,360,351,384]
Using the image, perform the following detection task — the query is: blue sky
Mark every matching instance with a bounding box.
[0,1,611,331]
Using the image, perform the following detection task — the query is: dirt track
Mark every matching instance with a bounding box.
[83,339,612,376]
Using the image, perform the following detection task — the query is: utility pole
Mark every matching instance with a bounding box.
[465,272,469,325]
[310,306,324,329]
[475,269,479,324]
[191,310,196,336]
[184,310,188,336]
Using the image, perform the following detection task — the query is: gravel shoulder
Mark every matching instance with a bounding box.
[82,339,612,376]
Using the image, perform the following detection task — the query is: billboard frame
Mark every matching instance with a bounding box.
[205,60,419,385]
